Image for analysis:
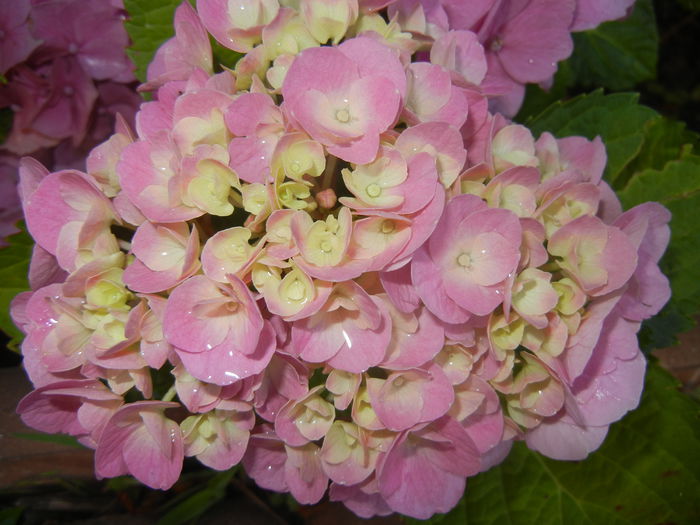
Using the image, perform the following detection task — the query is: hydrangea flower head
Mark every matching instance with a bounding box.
[12,0,669,521]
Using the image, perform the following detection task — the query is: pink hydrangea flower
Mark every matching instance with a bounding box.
[11,0,670,520]
[282,36,405,164]
[413,194,522,321]
[95,401,184,489]
[164,275,277,384]
[0,0,40,75]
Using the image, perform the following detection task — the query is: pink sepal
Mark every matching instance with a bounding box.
[95,401,183,490]
[376,416,480,519]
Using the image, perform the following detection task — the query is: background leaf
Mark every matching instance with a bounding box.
[569,0,658,91]
[12,432,84,449]
[156,469,235,525]
[677,0,700,10]
[414,364,700,525]
[526,91,658,182]
[0,107,12,144]
[0,507,24,525]
[0,228,32,349]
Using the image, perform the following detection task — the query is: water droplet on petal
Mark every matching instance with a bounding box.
[341,330,353,349]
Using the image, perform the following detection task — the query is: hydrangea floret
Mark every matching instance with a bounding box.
[13,0,669,520]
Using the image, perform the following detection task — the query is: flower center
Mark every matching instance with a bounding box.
[457,253,472,268]
[320,239,333,253]
[381,220,395,234]
[335,108,350,123]
[366,183,381,198]
[286,279,305,301]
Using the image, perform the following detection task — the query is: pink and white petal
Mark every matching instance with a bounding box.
[411,247,471,324]
[164,276,231,353]
[293,314,345,363]
[339,36,407,99]
[327,131,382,166]
[329,479,393,519]
[571,320,646,426]
[380,265,421,314]
[395,153,440,214]
[282,46,359,105]
[525,413,609,461]
[496,0,575,84]
[346,216,411,271]
[370,373,425,431]
[123,259,183,293]
[242,431,289,492]
[377,426,474,518]
[431,30,487,85]
[382,307,444,370]
[177,320,276,385]
[284,443,329,505]
[388,183,446,268]
[327,302,392,373]
[122,411,183,489]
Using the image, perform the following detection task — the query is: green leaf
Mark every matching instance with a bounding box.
[615,116,699,187]
[638,302,695,352]
[0,227,32,349]
[677,0,700,11]
[0,507,24,525]
[124,0,185,83]
[419,364,700,525]
[0,107,12,144]
[526,91,658,182]
[211,40,244,72]
[12,432,84,449]
[156,469,235,525]
[568,0,658,91]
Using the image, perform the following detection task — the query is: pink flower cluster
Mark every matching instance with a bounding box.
[389,0,636,115]
[12,0,665,520]
[0,0,140,243]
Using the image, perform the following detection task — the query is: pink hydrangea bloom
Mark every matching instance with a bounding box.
[0,0,137,163]
[0,0,40,75]
[95,401,183,489]
[282,36,405,164]
[11,0,668,520]
[413,194,521,321]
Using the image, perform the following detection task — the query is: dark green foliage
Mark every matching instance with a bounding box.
[410,365,700,525]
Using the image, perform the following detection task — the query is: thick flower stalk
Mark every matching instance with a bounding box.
[12,0,668,520]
